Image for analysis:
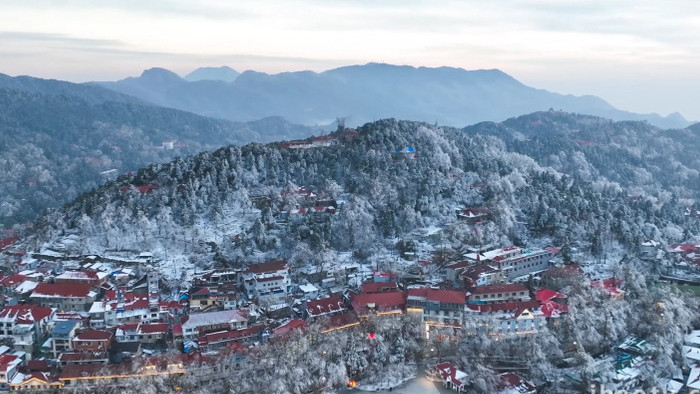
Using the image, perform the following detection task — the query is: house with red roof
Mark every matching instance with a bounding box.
[0,236,19,253]
[29,283,96,312]
[0,353,23,390]
[469,283,530,304]
[72,329,113,353]
[305,295,347,319]
[406,288,466,327]
[8,371,61,391]
[361,282,399,294]
[434,361,468,392]
[497,372,536,393]
[58,351,109,366]
[197,324,264,351]
[273,319,308,338]
[456,207,491,224]
[591,278,625,298]
[351,291,406,317]
[0,304,54,357]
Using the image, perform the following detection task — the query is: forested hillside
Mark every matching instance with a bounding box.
[0,86,315,226]
[29,114,700,280]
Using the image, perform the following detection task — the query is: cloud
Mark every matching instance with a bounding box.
[0,31,123,47]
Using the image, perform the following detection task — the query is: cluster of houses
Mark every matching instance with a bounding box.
[0,223,645,393]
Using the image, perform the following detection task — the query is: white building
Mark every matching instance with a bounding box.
[180,309,248,340]
[0,305,54,358]
[240,260,290,305]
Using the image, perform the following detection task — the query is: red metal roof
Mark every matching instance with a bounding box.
[273,319,308,336]
[242,260,287,274]
[427,289,466,304]
[198,324,264,345]
[0,304,53,324]
[75,329,112,341]
[139,323,169,334]
[0,355,19,372]
[32,283,92,298]
[351,291,406,314]
[26,360,50,372]
[535,288,566,302]
[0,273,27,287]
[0,236,19,251]
[497,372,536,393]
[306,295,346,317]
[540,300,568,317]
[361,282,398,294]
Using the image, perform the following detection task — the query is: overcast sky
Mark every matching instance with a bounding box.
[2,0,699,120]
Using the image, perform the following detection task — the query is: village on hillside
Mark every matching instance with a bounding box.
[0,176,698,392]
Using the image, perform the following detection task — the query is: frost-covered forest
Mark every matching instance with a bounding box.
[15,112,700,393]
[32,113,700,268]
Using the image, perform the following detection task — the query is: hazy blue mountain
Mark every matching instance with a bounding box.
[0,72,141,104]
[96,63,688,129]
[0,75,317,226]
[184,66,240,82]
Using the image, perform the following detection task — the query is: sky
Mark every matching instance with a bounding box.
[1,0,699,120]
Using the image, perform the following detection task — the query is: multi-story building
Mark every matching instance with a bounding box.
[0,304,54,357]
[488,246,556,280]
[406,288,466,326]
[178,309,248,340]
[29,283,96,312]
[88,291,169,328]
[51,320,80,358]
[469,283,530,304]
[72,329,113,353]
[465,300,545,336]
[239,260,290,306]
[115,323,169,345]
[0,353,23,391]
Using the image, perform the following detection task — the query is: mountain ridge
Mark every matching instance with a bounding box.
[96,63,688,129]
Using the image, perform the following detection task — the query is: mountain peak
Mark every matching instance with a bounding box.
[139,67,182,83]
[184,66,240,83]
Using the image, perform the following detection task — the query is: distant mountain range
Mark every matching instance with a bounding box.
[0,73,316,226]
[95,63,689,129]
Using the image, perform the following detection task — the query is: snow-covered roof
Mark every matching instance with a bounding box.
[298,284,318,293]
[14,280,38,294]
[686,330,700,347]
[687,365,700,390]
[684,346,700,364]
[181,309,247,330]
